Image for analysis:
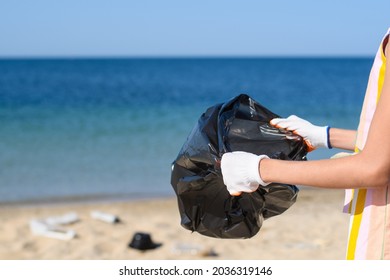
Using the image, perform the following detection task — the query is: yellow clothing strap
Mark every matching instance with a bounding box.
[377,42,387,103]
[346,188,367,259]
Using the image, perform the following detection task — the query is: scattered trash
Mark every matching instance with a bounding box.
[200,247,219,257]
[29,212,79,241]
[171,243,203,255]
[29,219,77,241]
[172,243,219,257]
[90,211,120,224]
[44,212,79,226]
[128,232,162,251]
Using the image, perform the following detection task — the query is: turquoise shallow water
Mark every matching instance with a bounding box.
[0,58,372,202]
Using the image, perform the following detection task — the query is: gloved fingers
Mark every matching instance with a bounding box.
[270,115,299,124]
[286,115,303,121]
[270,117,296,127]
[270,119,302,131]
[271,115,327,152]
[221,152,269,196]
[271,115,307,126]
[303,140,316,152]
[229,191,242,196]
[269,117,284,126]
[227,187,257,196]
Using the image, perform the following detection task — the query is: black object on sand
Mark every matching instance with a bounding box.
[128,232,162,251]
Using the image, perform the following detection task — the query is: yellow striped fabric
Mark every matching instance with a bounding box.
[344,28,389,260]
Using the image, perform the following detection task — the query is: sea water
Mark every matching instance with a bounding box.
[0,58,372,203]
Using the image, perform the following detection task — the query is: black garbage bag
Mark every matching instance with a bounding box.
[170,94,308,239]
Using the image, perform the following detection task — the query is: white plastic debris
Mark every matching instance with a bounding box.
[29,212,79,240]
[90,210,120,224]
[44,212,79,226]
[171,243,203,255]
[29,219,77,241]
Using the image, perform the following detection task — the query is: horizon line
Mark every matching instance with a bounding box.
[0,54,374,60]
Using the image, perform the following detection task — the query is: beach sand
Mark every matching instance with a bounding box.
[0,188,349,260]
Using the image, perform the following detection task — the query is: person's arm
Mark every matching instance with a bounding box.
[329,128,356,151]
[260,42,390,190]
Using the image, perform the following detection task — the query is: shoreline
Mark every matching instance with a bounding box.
[0,192,176,209]
[0,187,350,260]
[0,185,321,208]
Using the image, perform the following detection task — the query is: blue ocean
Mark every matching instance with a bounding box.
[0,58,372,203]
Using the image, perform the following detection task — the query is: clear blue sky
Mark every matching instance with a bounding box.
[0,0,389,57]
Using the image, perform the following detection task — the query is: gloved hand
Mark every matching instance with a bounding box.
[270,115,331,152]
[221,151,270,196]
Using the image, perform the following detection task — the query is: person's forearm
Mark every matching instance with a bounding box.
[329,128,357,151]
[257,128,358,189]
[259,152,387,190]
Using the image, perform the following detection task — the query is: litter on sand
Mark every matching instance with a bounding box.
[44,212,79,226]
[29,219,77,241]
[171,243,203,255]
[29,212,79,241]
[128,232,162,251]
[90,210,120,224]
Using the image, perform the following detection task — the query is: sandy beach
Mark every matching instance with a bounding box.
[0,188,349,260]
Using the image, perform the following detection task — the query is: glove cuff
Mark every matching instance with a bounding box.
[316,125,332,149]
[250,155,271,186]
[326,126,332,149]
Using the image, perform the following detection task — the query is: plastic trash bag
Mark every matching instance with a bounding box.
[170,94,308,239]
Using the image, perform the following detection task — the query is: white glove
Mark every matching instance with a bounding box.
[221,151,270,196]
[270,115,331,151]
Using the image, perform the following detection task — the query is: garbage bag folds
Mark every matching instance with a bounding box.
[170,94,308,239]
